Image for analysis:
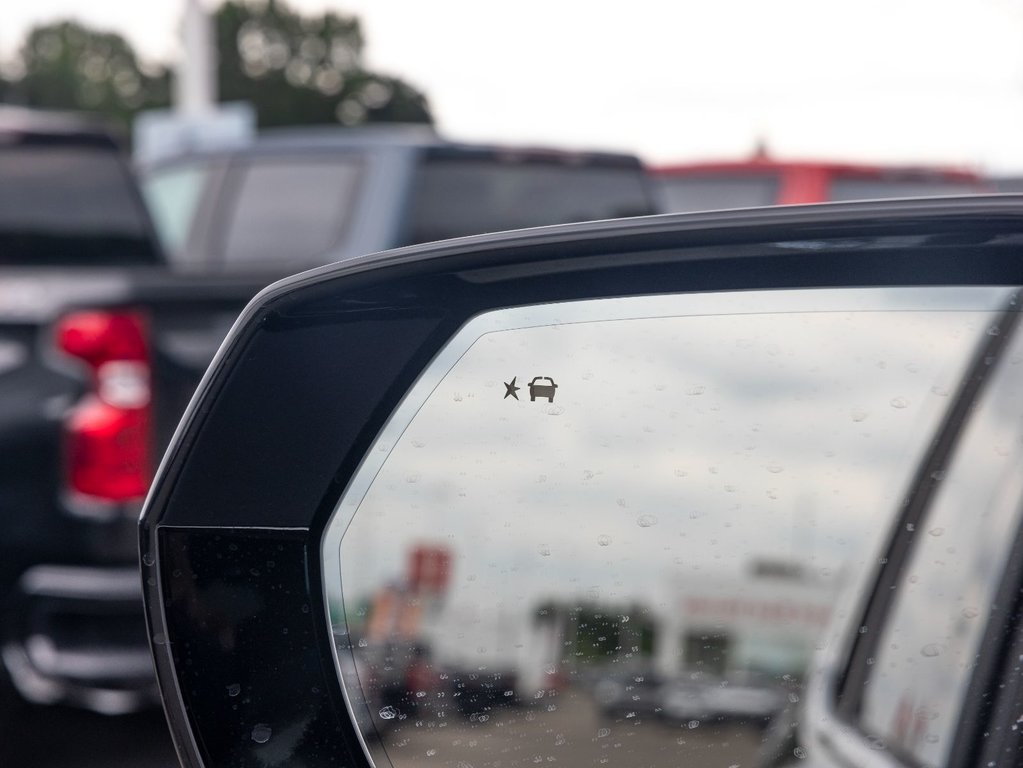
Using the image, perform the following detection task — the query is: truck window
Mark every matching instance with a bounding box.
[0,144,158,266]
[657,174,780,213]
[142,162,211,261]
[221,157,361,270]
[829,178,981,202]
[402,155,655,245]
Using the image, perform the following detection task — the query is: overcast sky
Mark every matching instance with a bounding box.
[4,0,1023,170]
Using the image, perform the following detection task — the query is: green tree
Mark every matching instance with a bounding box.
[215,0,431,127]
[0,1,431,131]
[9,21,171,129]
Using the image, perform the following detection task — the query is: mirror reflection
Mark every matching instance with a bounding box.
[324,287,1014,768]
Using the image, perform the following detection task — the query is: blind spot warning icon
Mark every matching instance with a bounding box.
[503,377,521,400]
[528,377,558,403]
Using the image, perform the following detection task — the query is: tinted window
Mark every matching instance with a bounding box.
[829,178,980,202]
[0,144,158,265]
[222,157,361,269]
[142,162,211,260]
[657,174,779,212]
[403,157,654,245]
[857,313,1023,767]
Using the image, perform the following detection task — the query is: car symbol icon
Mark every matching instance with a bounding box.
[528,376,558,402]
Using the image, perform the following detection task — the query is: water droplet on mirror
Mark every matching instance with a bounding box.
[538,545,551,557]
[152,633,166,645]
[597,728,610,738]
[685,385,705,396]
[851,409,870,422]
[988,325,1001,336]
[379,706,399,720]
[928,527,945,537]
[766,463,784,474]
[142,553,155,566]
[597,535,612,547]
[227,683,241,697]
[793,747,807,759]
[427,749,437,757]
[687,719,700,729]
[921,643,944,657]
[890,397,909,409]
[358,639,368,647]
[251,724,272,743]
[636,514,658,528]
[962,607,980,619]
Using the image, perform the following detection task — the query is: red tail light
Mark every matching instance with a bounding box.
[57,310,151,502]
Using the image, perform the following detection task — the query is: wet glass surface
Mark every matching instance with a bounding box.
[323,287,1016,768]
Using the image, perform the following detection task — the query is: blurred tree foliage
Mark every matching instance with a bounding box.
[218,0,432,127]
[0,0,431,129]
[4,22,171,129]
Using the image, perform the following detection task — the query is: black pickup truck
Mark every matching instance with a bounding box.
[0,108,266,717]
[0,108,658,722]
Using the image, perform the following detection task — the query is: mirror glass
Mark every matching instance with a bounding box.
[323,286,1016,768]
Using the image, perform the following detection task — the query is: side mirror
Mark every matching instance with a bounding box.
[141,198,1023,768]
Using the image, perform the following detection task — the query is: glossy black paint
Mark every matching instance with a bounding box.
[141,198,1023,768]
[160,528,363,767]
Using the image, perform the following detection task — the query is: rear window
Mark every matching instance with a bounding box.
[829,177,980,202]
[402,155,655,246]
[221,157,361,270]
[657,174,780,213]
[0,144,158,266]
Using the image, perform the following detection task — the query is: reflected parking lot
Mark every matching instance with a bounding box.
[373,689,767,768]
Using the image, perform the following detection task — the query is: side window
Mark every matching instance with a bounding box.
[221,157,361,269]
[141,163,211,261]
[854,316,1023,767]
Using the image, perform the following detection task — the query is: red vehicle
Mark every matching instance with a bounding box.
[652,155,987,213]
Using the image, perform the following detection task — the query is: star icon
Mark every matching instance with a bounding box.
[503,377,521,400]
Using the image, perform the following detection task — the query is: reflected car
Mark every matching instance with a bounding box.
[593,670,665,721]
[139,197,1023,768]
[661,672,785,726]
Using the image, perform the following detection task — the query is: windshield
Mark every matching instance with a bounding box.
[0,144,158,266]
